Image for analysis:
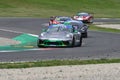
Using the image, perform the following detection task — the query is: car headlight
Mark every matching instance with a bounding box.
[40,33,44,37]
[66,34,72,38]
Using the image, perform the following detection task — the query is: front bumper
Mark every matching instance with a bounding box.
[38,39,72,47]
[74,18,89,23]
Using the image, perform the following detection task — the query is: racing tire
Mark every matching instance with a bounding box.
[71,37,75,47]
[37,39,43,48]
[37,44,42,48]
[82,32,88,38]
[88,18,93,23]
[78,36,82,47]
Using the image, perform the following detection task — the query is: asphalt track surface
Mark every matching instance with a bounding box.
[0,18,120,62]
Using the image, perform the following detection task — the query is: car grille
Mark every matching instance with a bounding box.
[39,39,70,46]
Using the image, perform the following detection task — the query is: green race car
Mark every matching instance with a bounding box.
[37,24,82,47]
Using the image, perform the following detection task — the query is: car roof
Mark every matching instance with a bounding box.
[49,24,72,29]
[77,12,89,16]
[64,20,83,24]
[56,16,71,18]
[55,16,72,19]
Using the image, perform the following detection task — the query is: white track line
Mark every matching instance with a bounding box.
[0,28,24,34]
[0,28,38,37]
[0,48,55,52]
[0,48,44,52]
[28,34,38,37]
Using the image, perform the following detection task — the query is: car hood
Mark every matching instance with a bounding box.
[41,31,70,38]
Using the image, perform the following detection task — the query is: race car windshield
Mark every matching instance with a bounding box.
[55,17,71,21]
[77,13,89,16]
[47,25,72,32]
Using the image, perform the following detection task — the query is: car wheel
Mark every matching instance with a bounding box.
[37,44,41,48]
[37,39,42,48]
[71,37,75,47]
[78,36,82,47]
[89,18,93,23]
[82,32,88,38]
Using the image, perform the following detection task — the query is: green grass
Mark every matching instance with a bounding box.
[0,0,120,17]
[90,25,120,33]
[0,59,120,69]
